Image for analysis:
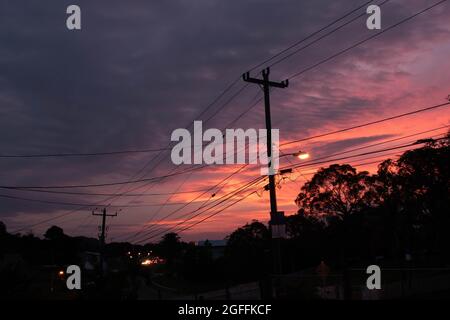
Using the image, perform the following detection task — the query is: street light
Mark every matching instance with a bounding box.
[267,150,310,238]
[280,150,310,160]
[293,151,310,160]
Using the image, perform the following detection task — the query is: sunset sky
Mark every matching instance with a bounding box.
[1,0,449,242]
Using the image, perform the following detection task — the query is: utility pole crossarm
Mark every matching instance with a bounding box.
[92,211,118,217]
[242,71,289,88]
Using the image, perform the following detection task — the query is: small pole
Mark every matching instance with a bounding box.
[92,207,118,277]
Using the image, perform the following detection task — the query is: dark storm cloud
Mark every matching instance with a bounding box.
[0,0,448,225]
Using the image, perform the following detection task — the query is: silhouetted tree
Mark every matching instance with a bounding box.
[159,232,182,273]
[295,164,378,218]
[295,164,381,268]
[44,225,65,241]
[0,221,6,237]
[376,135,450,261]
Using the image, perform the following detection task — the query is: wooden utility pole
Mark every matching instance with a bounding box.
[92,207,118,276]
[243,67,289,278]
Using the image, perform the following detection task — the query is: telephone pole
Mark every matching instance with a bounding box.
[243,67,289,284]
[92,207,118,276]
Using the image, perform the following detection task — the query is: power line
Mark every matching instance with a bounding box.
[1,182,246,197]
[282,129,449,168]
[134,177,266,243]
[0,148,169,159]
[8,179,156,233]
[59,89,259,235]
[8,141,422,235]
[103,83,255,210]
[286,0,449,80]
[8,0,439,164]
[268,0,390,68]
[0,193,200,208]
[132,176,266,242]
[8,0,448,235]
[6,133,253,233]
[246,0,375,72]
[149,145,436,239]
[4,82,254,234]
[1,1,381,161]
[121,164,251,242]
[176,190,258,235]
[138,136,448,241]
[297,148,427,176]
[20,136,431,240]
[133,130,449,240]
[126,170,197,240]
[3,100,448,190]
[280,101,450,147]
[0,164,209,189]
[127,142,414,242]
[283,137,447,172]
[113,85,259,232]
[10,208,86,234]
[111,87,264,235]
